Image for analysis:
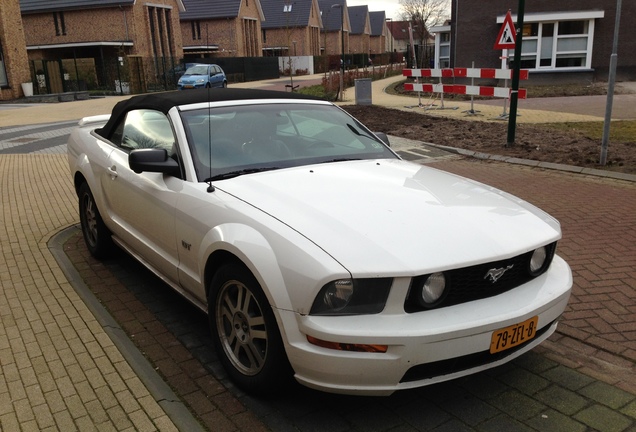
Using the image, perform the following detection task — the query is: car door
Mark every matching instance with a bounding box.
[100,109,182,283]
[210,65,222,87]
[83,135,116,212]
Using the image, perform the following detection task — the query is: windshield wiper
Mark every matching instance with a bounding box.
[205,167,279,181]
[346,123,378,142]
[324,158,361,163]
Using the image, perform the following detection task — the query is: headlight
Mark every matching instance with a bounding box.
[310,278,392,316]
[195,78,205,83]
[528,245,553,276]
[420,272,446,304]
[322,279,353,311]
[414,272,448,308]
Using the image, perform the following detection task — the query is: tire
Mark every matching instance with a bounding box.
[222,81,227,88]
[208,262,293,395]
[78,182,114,259]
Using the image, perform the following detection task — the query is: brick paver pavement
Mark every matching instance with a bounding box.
[61,222,636,432]
[433,159,636,394]
[1,76,636,430]
[0,154,179,431]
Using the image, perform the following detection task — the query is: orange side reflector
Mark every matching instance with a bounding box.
[307,335,388,353]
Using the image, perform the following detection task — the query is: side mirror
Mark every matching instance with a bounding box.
[129,148,180,177]
[374,132,390,147]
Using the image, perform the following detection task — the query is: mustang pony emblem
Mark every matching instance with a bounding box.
[484,265,514,283]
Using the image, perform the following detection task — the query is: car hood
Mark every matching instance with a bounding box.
[216,160,561,276]
[180,74,202,81]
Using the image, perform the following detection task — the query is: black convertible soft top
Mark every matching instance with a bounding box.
[96,87,321,139]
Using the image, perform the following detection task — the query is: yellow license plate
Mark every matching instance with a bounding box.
[490,316,538,354]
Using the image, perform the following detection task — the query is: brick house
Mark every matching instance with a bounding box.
[347,5,370,56]
[431,0,636,83]
[318,0,351,57]
[386,20,411,54]
[0,0,30,100]
[368,11,387,57]
[386,20,434,66]
[20,0,185,93]
[260,0,322,57]
[180,0,264,58]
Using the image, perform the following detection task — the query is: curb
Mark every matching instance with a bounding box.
[48,226,206,432]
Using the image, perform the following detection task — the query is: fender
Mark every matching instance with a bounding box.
[69,128,115,226]
[202,223,293,311]
[185,222,350,316]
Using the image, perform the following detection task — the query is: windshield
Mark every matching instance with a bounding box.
[180,103,398,182]
[184,65,208,76]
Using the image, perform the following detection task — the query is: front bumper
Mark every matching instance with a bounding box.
[279,255,572,396]
[178,83,205,90]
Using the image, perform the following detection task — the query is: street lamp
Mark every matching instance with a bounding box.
[408,22,418,68]
[331,3,345,101]
[385,17,393,61]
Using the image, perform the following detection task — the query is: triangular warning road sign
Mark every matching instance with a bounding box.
[494,10,517,50]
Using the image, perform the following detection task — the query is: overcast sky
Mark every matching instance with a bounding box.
[346,0,403,20]
[345,0,452,21]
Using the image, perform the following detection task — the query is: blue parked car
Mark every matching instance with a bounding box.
[177,64,227,90]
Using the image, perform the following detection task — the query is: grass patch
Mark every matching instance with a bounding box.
[523,83,608,97]
[297,84,337,101]
[541,120,636,142]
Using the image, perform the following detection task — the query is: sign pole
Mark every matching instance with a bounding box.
[506,0,525,146]
[600,0,622,165]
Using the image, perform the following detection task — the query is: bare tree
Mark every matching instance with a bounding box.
[399,0,449,67]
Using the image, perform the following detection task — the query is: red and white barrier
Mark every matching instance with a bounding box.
[403,83,455,94]
[403,68,454,78]
[403,83,527,99]
[402,68,529,100]
[454,84,527,99]
[454,68,529,80]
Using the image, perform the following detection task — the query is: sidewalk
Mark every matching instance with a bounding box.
[0,156,184,431]
[1,75,635,431]
[2,72,633,128]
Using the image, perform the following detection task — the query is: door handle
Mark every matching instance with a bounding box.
[108,165,118,179]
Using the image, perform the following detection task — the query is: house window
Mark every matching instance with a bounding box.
[431,24,452,68]
[0,40,8,87]
[513,20,591,69]
[242,19,258,57]
[53,12,66,36]
[284,4,293,12]
[192,20,201,40]
[148,6,175,59]
[435,30,451,68]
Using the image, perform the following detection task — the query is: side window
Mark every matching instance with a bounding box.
[110,109,176,154]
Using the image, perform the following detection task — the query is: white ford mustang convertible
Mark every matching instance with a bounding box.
[67,88,572,396]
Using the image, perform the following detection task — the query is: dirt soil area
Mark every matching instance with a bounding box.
[342,105,636,174]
